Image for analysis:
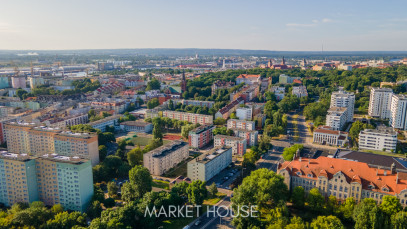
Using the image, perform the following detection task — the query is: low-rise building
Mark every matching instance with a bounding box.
[270,86,285,101]
[90,101,126,114]
[231,128,259,147]
[292,86,308,98]
[326,107,348,130]
[162,110,213,125]
[236,74,261,85]
[313,126,349,146]
[215,97,244,119]
[47,114,89,128]
[143,141,189,176]
[227,119,255,131]
[88,115,121,132]
[120,121,153,133]
[188,125,215,149]
[278,156,407,206]
[214,135,246,155]
[187,146,232,181]
[359,126,398,152]
[212,80,235,95]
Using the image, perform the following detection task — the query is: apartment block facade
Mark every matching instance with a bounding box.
[390,94,407,130]
[187,146,232,181]
[214,135,246,155]
[227,119,255,131]
[162,110,213,125]
[326,107,348,131]
[359,127,398,152]
[188,125,215,149]
[231,128,259,147]
[143,140,189,176]
[368,87,393,119]
[313,126,348,147]
[0,152,93,212]
[88,115,121,132]
[4,123,99,166]
[330,89,355,122]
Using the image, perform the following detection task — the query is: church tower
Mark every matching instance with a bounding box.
[181,70,187,93]
[281,56,286,65]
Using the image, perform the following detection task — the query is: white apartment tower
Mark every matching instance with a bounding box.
[368,88,393,119]
[330,88,355,122]
[390,94,407,130]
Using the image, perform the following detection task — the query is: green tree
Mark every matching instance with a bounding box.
[127,147,143,167]
[147,98,160,109]
[45,212,87,229]
[121,182,137,202]
[129,165,152,198]
[339,197,356,222]
[146,78,161,90]
[285,216,305,229]
[87,201,102,219]
[282,144,303,161]
[208,182,218,197]
[171,181,189,198]
[98,145,107,162]
[186,180,208,205]
[326,195,339,215]
[392,211,407,229]
[381,195,402,216]
[16,89,28,100]
[353,198,382,229]
[213,117,226,125]
[51,204,64,215]
[231,169,288,229]
[181,124,197,139]
[307,188,324,212]
[107,181,119,198]
[291,186,305,208]
[310,215,344,229]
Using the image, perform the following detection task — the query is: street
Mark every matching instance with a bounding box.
[188,196,232,229]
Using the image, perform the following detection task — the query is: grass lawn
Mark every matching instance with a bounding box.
[203,192,226,205]
[152,180,170,190]
[163,159,189,178]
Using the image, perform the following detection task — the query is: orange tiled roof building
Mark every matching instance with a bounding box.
[278,155,407,206]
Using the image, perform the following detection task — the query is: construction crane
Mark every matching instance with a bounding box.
[10,61,20,76]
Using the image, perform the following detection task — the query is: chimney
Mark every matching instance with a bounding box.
[391,163,396,174]
[299,157,302,162]
[396,172,399,184]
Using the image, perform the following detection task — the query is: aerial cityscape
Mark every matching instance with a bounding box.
[1,1,407,229]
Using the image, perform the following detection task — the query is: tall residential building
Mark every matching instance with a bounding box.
[368,88,393,119]
[214,135,246,155]
[36,155,94,212]
[162,110,213,125]
[0,117,17,144]
[11,77,26,89]
[359,126,398,152]
[0,151,93,212]
[278,156,407,206]
[187,146,232,181]
[390,94,407,130]
[188,125,215,149]
[4,123,99,166]
[0,152,38,207]
[28,77,45,89]
[326,107,348,131]
[0,77,9,89]
[330,88,355,122]
[143,141,189,176]
[231,128,259,147]
[227,119,255,131]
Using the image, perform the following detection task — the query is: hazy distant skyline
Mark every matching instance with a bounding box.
[1,0,407,51]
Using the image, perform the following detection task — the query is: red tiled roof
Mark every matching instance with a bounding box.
[237,74,261,79]
[279,156,407,195]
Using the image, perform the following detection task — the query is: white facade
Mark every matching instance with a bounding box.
[292,86,308,98]
[162,110,213,125]
[187,146,232,181]
[359,127,398,152]
[120,121,153,133]
[227,119,255,131]
[312,126,348,146]
[231,128,259,147]
[89,115,121,132]
[236,107,252,120]
[330,89,355,122]
[390,94,407,130]
[368,88,393,119]
[270,86,285,101]
[214,135,247,155]
[143,141,189,176]
[326,107,348,131]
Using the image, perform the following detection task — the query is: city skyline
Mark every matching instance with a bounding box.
[0,0,407,51]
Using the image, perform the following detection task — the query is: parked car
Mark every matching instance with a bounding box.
[195,220,201,226]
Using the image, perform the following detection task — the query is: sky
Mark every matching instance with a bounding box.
[1,0,407,51]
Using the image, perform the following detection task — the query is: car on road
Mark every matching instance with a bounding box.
[194,220,201,226]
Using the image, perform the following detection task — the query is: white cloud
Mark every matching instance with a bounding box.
[312,19,319,23]
[0,22,19,33]
[322,18,332,23]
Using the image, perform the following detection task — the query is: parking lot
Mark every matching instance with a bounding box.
[207,164,241,190]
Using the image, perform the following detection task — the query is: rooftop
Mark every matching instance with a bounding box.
[146,140,188,159]
[120,121,152,127]
[214,134,245,141]
[88,115,121,125]
[279,156,407,195]
[190,125,214,134]
[193,146,232,164]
